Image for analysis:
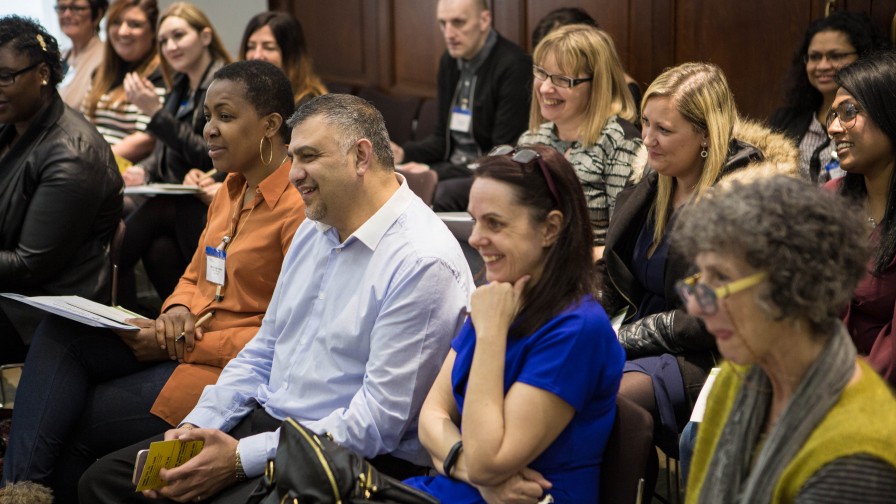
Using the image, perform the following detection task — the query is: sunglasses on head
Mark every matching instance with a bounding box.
[487,145,561,205]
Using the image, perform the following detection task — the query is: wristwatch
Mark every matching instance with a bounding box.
[235,448,248,481]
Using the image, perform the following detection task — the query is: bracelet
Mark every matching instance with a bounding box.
[235,448,247,481]
[442,440,463,479]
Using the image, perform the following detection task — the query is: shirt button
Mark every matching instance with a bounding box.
[334,248,341,254]
[318,293,325,300]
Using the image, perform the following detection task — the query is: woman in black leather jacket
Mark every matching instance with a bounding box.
[0,16,122,363]
[601,62,797,495]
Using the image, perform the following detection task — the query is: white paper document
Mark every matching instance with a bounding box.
[689,367,721,423]
[1,293,140,331]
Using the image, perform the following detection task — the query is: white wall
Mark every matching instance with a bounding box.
[0,0,267,57]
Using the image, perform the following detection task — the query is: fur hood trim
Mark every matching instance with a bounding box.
[629,118,799,184]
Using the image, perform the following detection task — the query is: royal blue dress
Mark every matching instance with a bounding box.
[405,295,625,503]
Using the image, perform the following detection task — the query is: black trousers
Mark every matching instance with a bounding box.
[78,408,429,503]
[78,408,280,503]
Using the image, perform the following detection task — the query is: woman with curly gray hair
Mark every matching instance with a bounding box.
[678,175,896,503]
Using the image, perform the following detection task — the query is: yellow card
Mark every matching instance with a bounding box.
[134,439,204,492]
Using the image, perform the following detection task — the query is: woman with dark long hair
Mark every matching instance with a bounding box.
[239,11,326,105]
[826,50,896,387]
[770,11,889,183]
[406,144,624,502]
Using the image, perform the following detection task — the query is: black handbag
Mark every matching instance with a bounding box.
[246,417,441,504]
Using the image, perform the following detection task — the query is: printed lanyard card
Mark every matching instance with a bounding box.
[449,106,472,132]
[205,246,226,286]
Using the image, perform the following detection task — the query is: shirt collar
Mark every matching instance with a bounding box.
[224,157,294,209]
[314,173,414,250]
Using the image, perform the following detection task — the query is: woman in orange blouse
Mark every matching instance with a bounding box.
[2,61,303,502]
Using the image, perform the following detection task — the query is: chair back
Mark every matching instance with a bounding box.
[399,169,439,207]
[600,395,654,504]
[357,87,421,146]
[413,97,439,141]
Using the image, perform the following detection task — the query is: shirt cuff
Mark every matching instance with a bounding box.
[237,430,279,477]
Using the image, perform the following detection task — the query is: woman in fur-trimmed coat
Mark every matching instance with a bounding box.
[600,63,799,463]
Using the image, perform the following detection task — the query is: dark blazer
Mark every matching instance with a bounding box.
[0,92,122,301]
[401,32,532,179]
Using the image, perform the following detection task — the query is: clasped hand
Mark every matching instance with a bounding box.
[116,306,206,362]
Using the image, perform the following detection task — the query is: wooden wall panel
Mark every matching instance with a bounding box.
[675,0,810,120]
[491,0,524,47]
[287,0,377,86]
[391,0,443,95]
[628,0,675,91]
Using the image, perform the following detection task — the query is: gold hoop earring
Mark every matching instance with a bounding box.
[259,136,273,165]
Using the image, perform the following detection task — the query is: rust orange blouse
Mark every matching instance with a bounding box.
[150,159,304,425]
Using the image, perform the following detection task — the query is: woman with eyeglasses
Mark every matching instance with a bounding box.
[825,50,896,388]
[519,24,641,260]
[239,11,326,106]
[0,16,122,365]
[115,2,232,308]
[406,144,624,503]
[770,11,889,183]
[600,62,797,497]
[677,175,896,503]
[55,0,108,108]
[82,0,165,165]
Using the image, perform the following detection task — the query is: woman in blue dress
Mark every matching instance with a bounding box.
[405,144,625,503]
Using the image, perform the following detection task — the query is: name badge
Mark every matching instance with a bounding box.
[205,246,226,286]
[449,107,472,132]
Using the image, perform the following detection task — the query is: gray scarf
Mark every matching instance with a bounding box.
[697,325,857,503]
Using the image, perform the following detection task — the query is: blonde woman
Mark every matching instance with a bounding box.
[519,24,641,259]
[600,62,796,497]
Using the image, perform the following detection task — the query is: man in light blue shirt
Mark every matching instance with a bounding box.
[80,94,474,503]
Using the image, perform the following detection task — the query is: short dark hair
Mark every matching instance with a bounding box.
[288,93,395,169]
[835,50,896,275]
[0,16,63,87]
[675,175,868,336]
[213,60,295,143]
[531,7,597,48]
[473,144,595,339]
[780,11,890,117]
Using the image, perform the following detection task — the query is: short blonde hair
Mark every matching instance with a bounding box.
[528,24,636,146]
[642,62,738,243]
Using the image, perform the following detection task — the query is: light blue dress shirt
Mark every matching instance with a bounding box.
[182,177,474,476]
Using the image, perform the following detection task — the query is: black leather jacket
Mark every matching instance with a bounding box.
[0,92,123,301]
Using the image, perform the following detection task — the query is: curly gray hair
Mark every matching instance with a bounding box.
[673,175,869,336]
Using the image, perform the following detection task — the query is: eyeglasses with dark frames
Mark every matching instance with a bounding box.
[802,51,857,65]
[532,65,593,89]
[487,145,561,205]
[825,101,863,136]
[0,62,41,87]
[54,4,91,14]
[674,271,766,315]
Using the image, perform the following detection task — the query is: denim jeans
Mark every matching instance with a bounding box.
[2,315,176,502]
[679,420,699,487]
